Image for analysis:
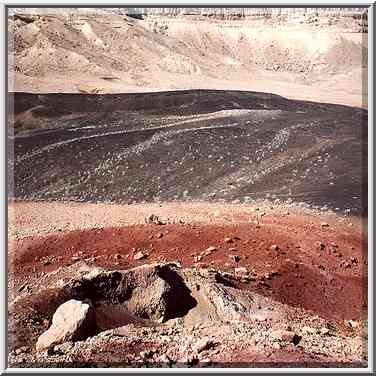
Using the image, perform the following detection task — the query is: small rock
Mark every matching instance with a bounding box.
[264,272,272,280]
[224,237,233,243]
[234,267,248,276]
[156,233,163,239]
[316,242,326,251]
[36,299,95,352]
[145,214,165,225]
[159,353,171,364]
[71,256,80,262]
[134,251,147,260]
[14,346,29,355]
[273,343,281,350]
[292,334,303,346]
[270,270,281,277]
[228,247,238,252]
[271,330,302,345]
[17,283,28,293]
[54,341,74,354]
[229,254,241,263]
[205,246,217,253]
[348,320,359,329]
[140,350,152,360]
[195,255,203,262]
[192,337,214,353]
[200,357,212,365]
[302,326,316,335]
[270,244,279,252]
[321,222,329,228]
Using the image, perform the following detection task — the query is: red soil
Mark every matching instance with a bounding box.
[10,212,367,323]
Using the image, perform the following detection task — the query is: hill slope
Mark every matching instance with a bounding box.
[9,90,367,213]
[8,12,367,107]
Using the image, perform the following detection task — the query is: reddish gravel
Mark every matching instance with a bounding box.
[10,213,367,323]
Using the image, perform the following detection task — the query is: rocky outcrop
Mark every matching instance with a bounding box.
[36,299,95,351]
[10,262,263,352]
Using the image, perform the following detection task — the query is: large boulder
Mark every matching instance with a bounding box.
[36,299,95,352]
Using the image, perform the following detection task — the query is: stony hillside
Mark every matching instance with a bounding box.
[9,90,367,214]
[8,11,367,107]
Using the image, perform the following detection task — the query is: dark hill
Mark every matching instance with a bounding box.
[8,90,368,214]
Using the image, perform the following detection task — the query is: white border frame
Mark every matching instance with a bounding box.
[1,1,374,373]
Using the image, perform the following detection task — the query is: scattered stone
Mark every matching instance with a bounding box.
[54,341,74,354]
[145,214,165,225]
[200,358,212,365]
[320,327,330,336]
[159,353,171,364]
[292,334,303,346]
[134,251,147,260]
[36,299,95,352]
[316,242,326,251]
[348,320,359,329]
[258,281,272,289]
[271,330,302,345]
[270,270,281,277]
[229,254,241,263]
[302,326,316,335]
[14,346,29,355]
[17,283,28,293]
[234,267,248,276]
[192,337,214,353]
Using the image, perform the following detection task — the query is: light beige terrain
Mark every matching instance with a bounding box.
[8,11,367,107]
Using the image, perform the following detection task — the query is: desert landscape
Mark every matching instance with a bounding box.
[7,7,368,368]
